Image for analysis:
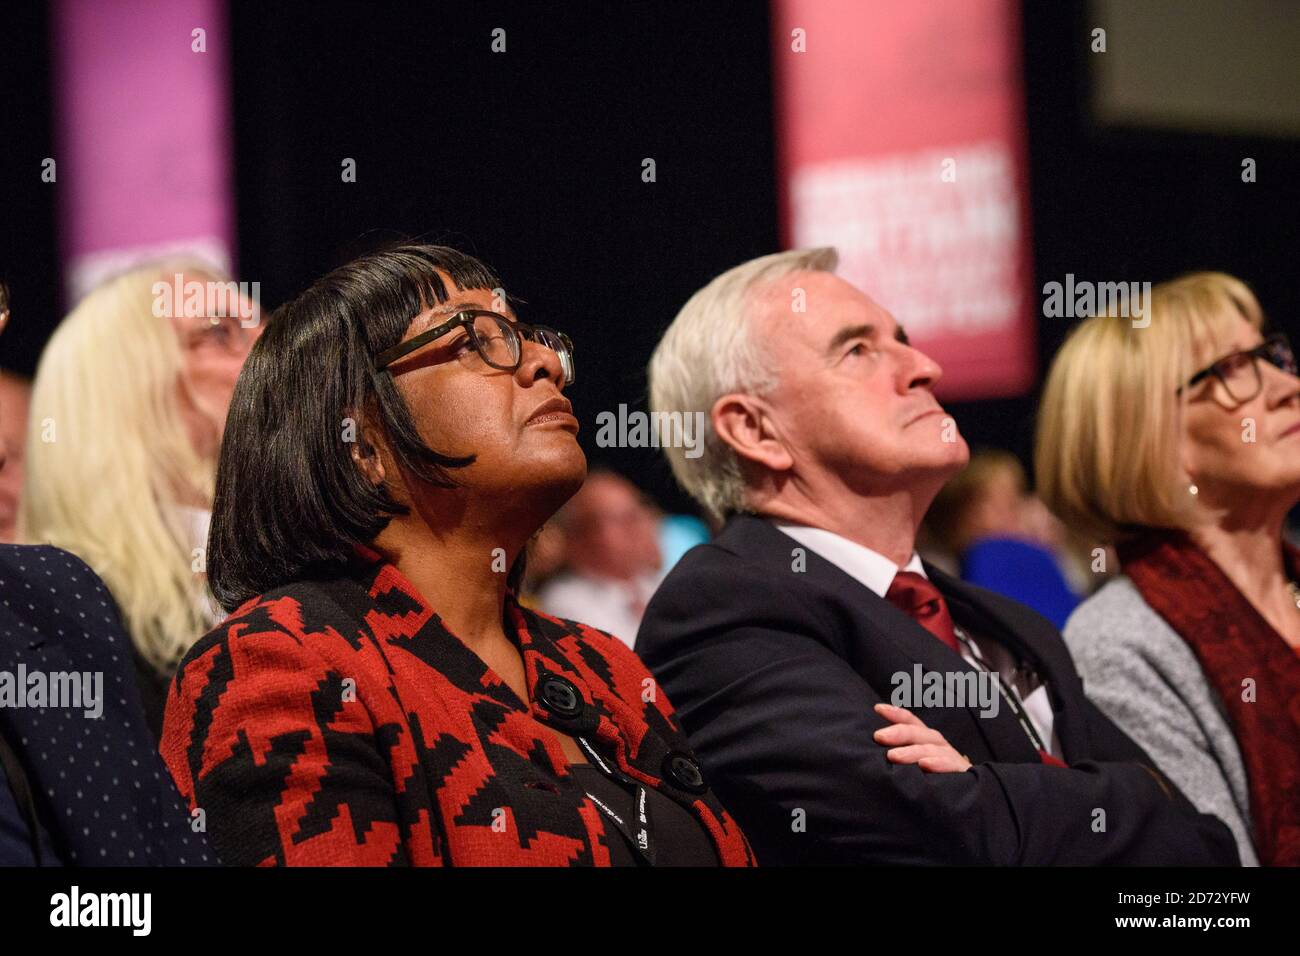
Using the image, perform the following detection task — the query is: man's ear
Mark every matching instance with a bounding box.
[712,393,794,473]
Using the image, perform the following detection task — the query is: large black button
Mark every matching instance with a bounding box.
[538,675,583,718]
[663,752,707,794]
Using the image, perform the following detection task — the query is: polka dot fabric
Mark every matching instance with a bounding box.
[0,544,214,865]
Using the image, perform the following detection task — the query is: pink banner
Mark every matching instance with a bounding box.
[774,0,1036,399]
[51,0,235,301]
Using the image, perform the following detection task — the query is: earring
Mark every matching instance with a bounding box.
[1188,483,1199,496]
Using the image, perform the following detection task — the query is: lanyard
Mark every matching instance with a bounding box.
[576,736,656,866]
[952,624,1050,755]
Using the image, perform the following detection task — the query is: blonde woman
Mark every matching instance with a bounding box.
[19,261,260,738]
[1037,272,1300,866]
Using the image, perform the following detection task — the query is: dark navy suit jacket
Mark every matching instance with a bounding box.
[635,515,1240,866]
[0,544,213,865]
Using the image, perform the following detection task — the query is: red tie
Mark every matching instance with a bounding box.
[886,571,1068,768]
[885,571,962,654]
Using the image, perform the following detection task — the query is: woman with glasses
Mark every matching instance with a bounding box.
[1036,272,1300,866]
[160,243,753,866]
[20,261,261,739]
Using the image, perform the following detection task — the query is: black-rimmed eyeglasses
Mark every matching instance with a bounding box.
[1177,332,1297,405]
[374,309,575,385]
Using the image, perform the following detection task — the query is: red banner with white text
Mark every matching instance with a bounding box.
[774,0,1036,399]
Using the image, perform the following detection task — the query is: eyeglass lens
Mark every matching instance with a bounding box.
[1216,338,1295,402]
[468,313,575,385]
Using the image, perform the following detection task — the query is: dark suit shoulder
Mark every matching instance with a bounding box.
[0,544,127,664]
[649,530,824,616]
[0,542,92,572]
[0,544,112,610]
[638,517,867,663]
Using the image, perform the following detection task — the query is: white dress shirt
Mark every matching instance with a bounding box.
[773,521,1062,760]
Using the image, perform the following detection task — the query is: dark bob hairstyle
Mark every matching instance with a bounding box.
[207,243,510,611]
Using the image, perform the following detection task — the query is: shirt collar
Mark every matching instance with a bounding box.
[771,520,925,598]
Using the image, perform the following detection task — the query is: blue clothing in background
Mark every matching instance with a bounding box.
[960,536,1080,630]
[658,514,711,573]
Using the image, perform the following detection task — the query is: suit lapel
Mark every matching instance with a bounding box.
[924,564,1090,760]
[717,516,1041,762]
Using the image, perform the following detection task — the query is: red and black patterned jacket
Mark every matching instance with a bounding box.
[160,546,754,866]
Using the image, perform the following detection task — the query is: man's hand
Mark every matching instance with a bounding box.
[872,702,972,773]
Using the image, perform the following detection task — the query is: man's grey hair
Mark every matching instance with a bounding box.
[647,247,838,523]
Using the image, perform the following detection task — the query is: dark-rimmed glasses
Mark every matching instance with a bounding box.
[374,309,575,385]
[1177,332,1297,406]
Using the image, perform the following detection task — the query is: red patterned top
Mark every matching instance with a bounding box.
[160,547,754,866]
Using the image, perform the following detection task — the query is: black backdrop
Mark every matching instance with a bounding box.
[228,0,779,515]
[3,0,1298,516]
[0,0,58,378]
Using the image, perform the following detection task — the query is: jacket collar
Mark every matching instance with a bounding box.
[345,544,646,770]
[713,514,1089,760]
[773,520,926,597]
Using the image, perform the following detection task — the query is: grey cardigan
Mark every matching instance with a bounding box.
[1063,577,1259,866]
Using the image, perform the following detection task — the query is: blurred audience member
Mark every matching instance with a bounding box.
[924,450,1026,558]
[0,369,31,543]
[0,287,213,866]
[518,520,568,606]
[922,450,1081,627]
[18,261,260,739]
[539,469,663,647]
[1039,271,1300,866]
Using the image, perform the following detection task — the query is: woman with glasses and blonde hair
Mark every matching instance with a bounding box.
[19,260,261,739]
[159,243,752,867]
[1037,271,1300,866]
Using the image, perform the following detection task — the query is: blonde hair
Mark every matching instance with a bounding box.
[19,261,226,675]
[648,247,838,522]
[1035,271,1264,546]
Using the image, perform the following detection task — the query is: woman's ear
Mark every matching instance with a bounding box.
[347,412,387,487]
